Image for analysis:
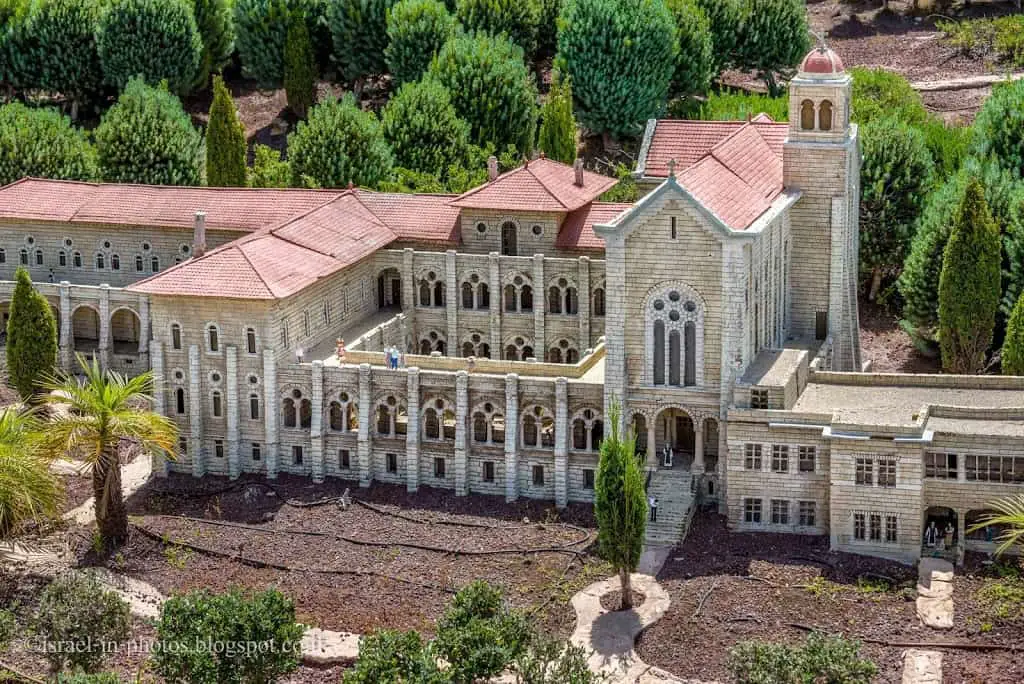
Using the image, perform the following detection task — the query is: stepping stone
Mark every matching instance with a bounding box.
[300,627,360,665]
[902,649,942,684]
[916,558,954,630]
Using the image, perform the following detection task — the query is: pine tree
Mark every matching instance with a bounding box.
[594,400,646,610]
[537,73,576,164]
[938,179,1001,374]
[1004,290,1024,376]
[205,75,247,187]
[284,15,317,118]
[6,267,57,402]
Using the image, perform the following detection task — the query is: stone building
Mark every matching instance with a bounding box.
[0,46,1020,563]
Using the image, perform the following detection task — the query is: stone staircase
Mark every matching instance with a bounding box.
[644,468,695,546]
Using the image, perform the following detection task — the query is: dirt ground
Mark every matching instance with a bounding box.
[859,298,941,373]
[636,514,1024,683]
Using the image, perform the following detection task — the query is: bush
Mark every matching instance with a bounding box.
[234,0,325,87]
[0,102,97,186]
[96,0,202,95]
[56,675,122,684]
[328,0,396,85]
[429,32,537,154]
[512,634,598,683]
[733,0,810,96]
[665,0,714,97]
[191,0,235,91]
[537,72,576,164]
[380,79,470,177]
[0,609,14,650]
[385,0,458,86]
[206,75,247,187]
[728,632,876,684]
[1003,290,1024,375]
[850,66,929,128]
[939,179,1001,374]
[972,78,1024,179]
[36,573,130,674]
[342,630,444,683]
[152,587,304,684]
[248,144,292,187]
[6,267,58,402]
[692,88,787,121]
[455,0,540,58]
[0,0,29,91]
[284,14,317,117]
[599,163,638,202]
[938,15,1024,68]
[288,94,393,188]
[556,0,677,140]
[95,78,203,186]
[859,116,934,301]
[692,0,740,73]
[919,117,971,178]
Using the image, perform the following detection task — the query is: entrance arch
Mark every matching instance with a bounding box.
[110,308,140,354]
[377,268,402,311]
[652,407,695,469]
[923,506,958,555]
[72,306,100,351]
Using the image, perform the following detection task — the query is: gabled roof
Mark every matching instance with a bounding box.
[354,190,461,244]
[556,202,633,249]
[637,117,788,180]
[449,158,616,212]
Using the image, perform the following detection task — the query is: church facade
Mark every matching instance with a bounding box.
[0,47,1020,564]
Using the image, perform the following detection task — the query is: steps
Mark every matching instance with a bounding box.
[644,469,695,546]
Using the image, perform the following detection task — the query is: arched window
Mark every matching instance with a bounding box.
[473,413,488,442]
[504,284,517,312]
[95,253,104,270]
[135,255,144,272]
[567,348,579,363]
[211,391,223,418]
[0,248,6,263]
[250,394,260,420]
[520,284,533,311]
[151,255,160,272]
[505,345,518,361]
[594,288,605,316]
[523,414,537,447]
[73,252,82,268]
[433,281,444,307]
[572,409,603,451]
[246,328,257,354]
[548,286,562,314]
[549,348,562,364]
[669,330,681,386]
[300,398,312,428]
[462,282,475,309]
[800,99,815,130]
[35,249,43,266]
[206,324,219,352]
[565,288,578,315]
[501,221,517,256]
[424,408,440,439]
[819,99,833,131]
[111,254,120,271]
[419,281,431,306]
[504,336,532,361]
[377,405,391,435]
[648,285,703,387]
[653,320,665,385]
[58,250,67,267]
[330,402,344,431]
[283,398,297,428]
[573,419,586,450]
[170,323,182,350]
[175,388,186,415]
[479,283,490,308]
[522,406,554,448]
[684,321,697,386]
[18,249,27,265]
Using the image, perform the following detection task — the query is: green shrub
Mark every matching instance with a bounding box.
[381,79,470,177]
[537,72,576,164]
[692,0,740,73]
[455,0,541,58]
[248,144,292,187]
[284,14,317,117]
[6,267,58,402]
[96,0,202,95]
[36,573,130,674]
[728,631,876,684]
[385,0,457,86]
[599,163,638,202]
[95,78,203,186]
[512,634,599,683]
[328,0,397,85]
[938,15,1024,68]
[693,88,787,121]
[0,102,97,186]
[234,0,325,87]
[1003,290,1024,375]
[859,116,934,301]
[341,630,444,684]
[939,179,1001,374]
[56,674,122,684]
[850,66,929,128]
[0,609,14,650]
[152,587,304,684]
[733,0,810,96]
[191,0,235,91]
[288,94,394,188]
[379,166,448,193]
[0,0,29,91]
[919,117,971,178]
[12,0,103,116]
[206,75,247,187]
[972,78,1024,179]
[556,0,677,140]
[429,32,537,154]
[665,0,714,97]
[536,0,560,58]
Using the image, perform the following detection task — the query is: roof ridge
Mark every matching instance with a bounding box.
[527,160,572,211]
[261,191,354,236]
[448,163,528,205]
[233,236,279,298]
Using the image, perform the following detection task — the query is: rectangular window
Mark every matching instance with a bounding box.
[292,445,303,465]
[0,249,6,264]
[877,458,896,488]
[670,216,677,239]
[853,513,866,541]
[743,498,762,524]
[386,453,398,473]
[770,499,789,525]
[434,457,446,479]
[252,443,261,461]
[339,449,350,469]
[323,300,331,325]
[532,465,545,486]
[925,452,957,479]
[798,446,816,473]
[35,250,43,266]
[303,310,311,337]
[583,468,595,490]
[869,513,882,542]
[171,326,182,350]
[885,515,898,543]
[771,445,789,473]
[815,311,828,340]
[482,461,495,482]
[60,251,67,267]
[214,440,224,459]
[798,501,816,527]
[750,389,769,409]
[280,321,290,349]
[744,444,762,470]
[855,458,873,486]
[19,250,27,265]
[212,393,222,418]
[178,437,187,455]
[965,454,1024,484]
[246,329,257,354]
[250,395,260,420]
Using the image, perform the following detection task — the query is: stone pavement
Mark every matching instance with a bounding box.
[903,557,955,684]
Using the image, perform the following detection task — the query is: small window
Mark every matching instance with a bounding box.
[207,325,219,352]
[750,389,769,409]
[249,394,260,420]
[476,222,487,234]
[252,443,261,461]
[58,250,66,267]
[434,457,446,479]
[855,458,873,486]
[73,252,82,268]
[246,328,257,354]
[95,253,104,269]
[800,99,815,131]
[18,249,27,265]
[0,248,6,264]
[885,515,898,543]
[924,452,957,479]
[771,445,789,473]
[583,469,595,490]
[798,501,816,527]
[212,391,223,418]
[798,446,816,473]
[853,513,866,541]
[292,445,304,465]
[339,449,351,469]
[670,216,677,239]
[135,255,144,272]
[818,99,833,132]
[877,458,896,488]
[151,255,160,272]
[771,499,789,525]
[531,224,543,236]
[303,310,310,337]
[175,388,186,415]
[815,311,828,341]
[386,453,398,473]
[111,254,120,271]
[532,465,545,487]
[142,242,151,251]
[171,323,182,350]
[869,513,882,542]
[102,240,110,249]
[35,249,43,266]
[178,437,188,454]
[744,498,762,524]
[744,444,762,470]
[214,440,224,459]
[482,461,495,482]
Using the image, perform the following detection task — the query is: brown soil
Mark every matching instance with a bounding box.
[59,472,93,514]
[599,589,646,613]
[859,297,941,373]
[636,514,1024,683]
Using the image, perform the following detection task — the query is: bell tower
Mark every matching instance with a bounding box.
[783,44,861,371]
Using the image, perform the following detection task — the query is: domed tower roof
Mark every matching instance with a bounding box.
[798,45,845,78]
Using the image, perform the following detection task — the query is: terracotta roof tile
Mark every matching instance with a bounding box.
[642,119,788,179]
[708,124,783,199]
[557,202,633,249]
[678,156,772,230]
[450,158,616,212]
[355,191,461,243]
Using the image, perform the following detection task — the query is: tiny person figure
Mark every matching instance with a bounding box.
[945,521,955,546]
[924,521,937,548]
[335,337,345,361]
[47,269,54,283]
[383,345,392,368]
[467,355,476,373]
[392,347,401,369]
[649,496,658,522]
[296,347,304,364]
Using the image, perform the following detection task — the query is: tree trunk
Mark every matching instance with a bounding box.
[93,446,127,548]
[69,98,79,122]
[869,268,883,301]
[618,566,633,610]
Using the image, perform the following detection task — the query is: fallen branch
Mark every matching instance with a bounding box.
[691,579,719,621]
[785,623,1021,652]
[725,615,762,624]
[0,660,46,684]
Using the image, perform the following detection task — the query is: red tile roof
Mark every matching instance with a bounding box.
[557,202,632,249]
[354,190,461,243]
[449,158,616,212]
[641,118,788,179]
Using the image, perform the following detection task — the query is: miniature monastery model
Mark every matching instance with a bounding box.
[0,47,1021,564]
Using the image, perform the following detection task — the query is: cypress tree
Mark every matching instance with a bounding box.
[1004,290,1024,376]
[284,15,317,118]
[537,72,576,164]
[206,75,247,187]
[6,267,57,402]
[938,179,1001,374]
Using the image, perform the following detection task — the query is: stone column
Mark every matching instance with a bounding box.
[226,345,240,479]
[188,344,203,477]
[532,254,544,359]
[403,248,416,338]
[138,295,150,368]
[578,256,591,349]
[454,370,469,496]
[405,367,420,492]
[693,416,705,474]
[956,509,966,566]
[445,250,458,357]
[488,252,501,357]
[262,350,279,478]
[358,363,373,487]
[149,339,168,477]
[554,377,569,508]
[58,281,72,370]
[504,373,519,502]
[98,284,110,370]
[601,235,627,430]
[647,418,657,469]
[310,361,325,483]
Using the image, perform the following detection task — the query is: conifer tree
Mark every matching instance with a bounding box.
[6,267,57,402]
[938,179,1001,374]
[284,15,317,118]
[537,73,576,164]
[1003,290,1024,376]
[206,75,247,187]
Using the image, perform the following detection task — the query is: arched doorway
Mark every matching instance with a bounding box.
[923,506,957,556]
[377,268,401,311]
[653,408,695,469]
[72,306,100,351]
[501,221,517,256]
[631,413,647,457]
[111,308,140,354]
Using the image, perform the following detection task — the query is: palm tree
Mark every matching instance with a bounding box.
[0,407,63,539]
[40,356,177,548]
[969,496,1024,557]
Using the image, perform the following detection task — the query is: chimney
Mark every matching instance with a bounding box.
[192,211,207,258]
[573,158,584,187]
[487,155,499,182]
